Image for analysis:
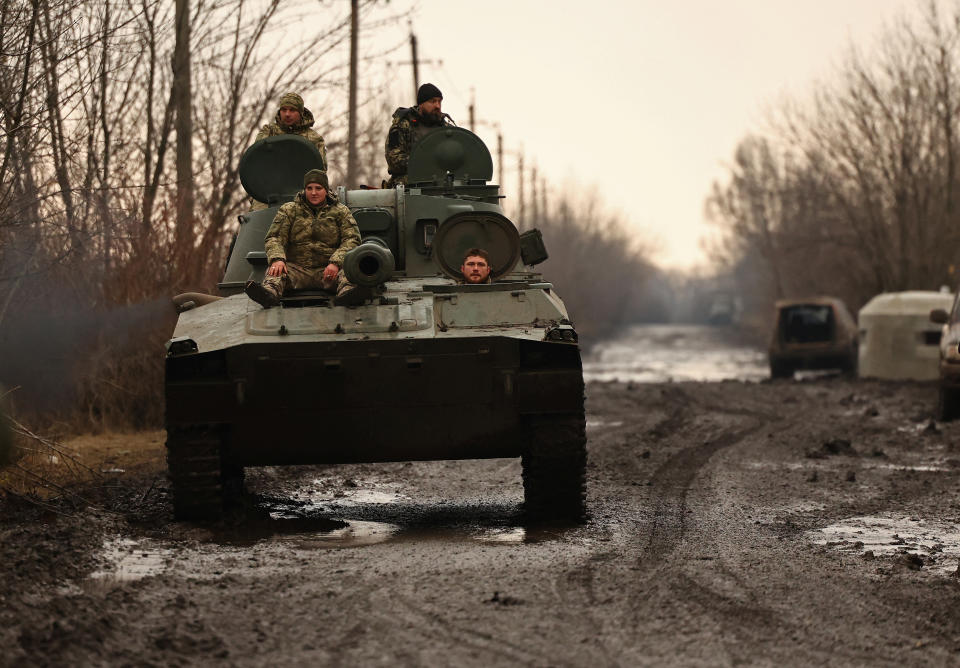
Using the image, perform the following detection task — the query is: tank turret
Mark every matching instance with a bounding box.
[165,127,585,524]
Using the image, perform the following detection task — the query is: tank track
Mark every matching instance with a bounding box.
[166,424,236,521]
[521,411,587,522]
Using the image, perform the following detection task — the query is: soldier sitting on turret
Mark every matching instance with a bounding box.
[460,248,492,284]
[383,83,455,189]
[244,170,371,308]
[251,92,328,210]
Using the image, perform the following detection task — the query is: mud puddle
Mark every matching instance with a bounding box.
[87,521,564,585]
[810,514,960,575]
[288,519,399,547]
[583,323,767,383]
[89,538,172,582]
[586,419,624,430]
[746,460,953,473]
[89,492,568,583]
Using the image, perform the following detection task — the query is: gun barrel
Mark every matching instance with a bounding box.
[342,240,395,287]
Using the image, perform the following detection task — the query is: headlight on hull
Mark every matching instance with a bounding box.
[166,337,199,356]
[545,325,578,343]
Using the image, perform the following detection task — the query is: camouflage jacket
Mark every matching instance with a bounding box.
[256,107,327,167]
[264,192,361,268]
[384,106,454,184]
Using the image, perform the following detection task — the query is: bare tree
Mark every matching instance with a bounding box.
[173,0,194,262]
[0,0,408,429]
[535,192,656,345]
[710,2,960,334]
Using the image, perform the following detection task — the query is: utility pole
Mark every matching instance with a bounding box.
[396,24,441,102]
[540,174,549,222]
[410,29,419,101]
[173,0,194,257]
[465,90,501,189]
[517,149,525,230]
[346,0,358,187]
[531,165,539,225]
[497,131,504,192]
[469,88,475,131]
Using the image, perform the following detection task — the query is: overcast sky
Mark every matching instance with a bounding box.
[374,0,936,271]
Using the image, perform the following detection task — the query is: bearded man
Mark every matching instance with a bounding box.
[460,248,492,284]
[383,83,455,188]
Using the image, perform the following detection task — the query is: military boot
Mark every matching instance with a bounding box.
[334,283,373,306]
[244,281,280,308]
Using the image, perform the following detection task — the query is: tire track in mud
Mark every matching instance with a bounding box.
[669,571,894,667]
[359,589,585,667]
[550,554,621,668]
[621,386,839,661]
[552,385,689,656]
[574,384,783,659]
[586,384,697,485]
[641,421,765,562]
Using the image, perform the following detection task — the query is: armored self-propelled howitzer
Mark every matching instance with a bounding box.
[165,128,585,522]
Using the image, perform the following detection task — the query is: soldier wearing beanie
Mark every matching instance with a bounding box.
[251,92,328,210]
[383,82,455,188]
[244,169,373,308]
[303,168,329,191]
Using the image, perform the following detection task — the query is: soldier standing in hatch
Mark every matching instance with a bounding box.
[383,83,455,188]
[252,92,328,210]
[244,169,370,308]
[256,91,327,159]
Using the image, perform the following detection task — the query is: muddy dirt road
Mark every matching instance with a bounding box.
[3,371,960,666]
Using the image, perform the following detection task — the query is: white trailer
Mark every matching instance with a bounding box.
[858,291,954,380]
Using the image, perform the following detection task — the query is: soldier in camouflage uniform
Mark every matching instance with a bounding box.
[244,169,371,308]
[256,92,327,160]
[251,92,328,210]
[383,83,455,188]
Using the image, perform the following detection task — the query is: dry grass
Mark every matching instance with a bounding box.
[0,424,165,502]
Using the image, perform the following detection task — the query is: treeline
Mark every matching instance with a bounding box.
[521,195,660,346]
[708,3,960,333]
[0,0,401,429]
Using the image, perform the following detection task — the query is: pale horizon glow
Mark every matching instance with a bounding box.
[375,0,932,271]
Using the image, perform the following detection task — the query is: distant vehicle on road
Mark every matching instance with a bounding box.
[858,291,952,381]
[928,291,960,419]
[706,291,742,326]
[768,297,858,379]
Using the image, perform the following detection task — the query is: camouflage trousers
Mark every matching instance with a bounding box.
[262,261,355,298]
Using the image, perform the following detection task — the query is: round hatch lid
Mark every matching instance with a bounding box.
[433,211,520,280]
[239,135,326,204]
[407,127,493,185]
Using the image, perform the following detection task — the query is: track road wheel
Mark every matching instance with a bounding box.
[166,424,228,521]
[522,413,587,523]
[221,458,246,498]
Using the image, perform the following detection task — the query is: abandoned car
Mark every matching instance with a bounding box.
[768,297,859,379]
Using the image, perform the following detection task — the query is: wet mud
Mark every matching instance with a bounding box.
[3,363,960,664]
